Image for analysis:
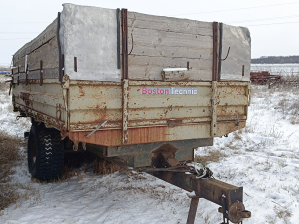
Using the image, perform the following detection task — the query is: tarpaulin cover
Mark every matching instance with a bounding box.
[59,4,121,82]
[220,24,251,81]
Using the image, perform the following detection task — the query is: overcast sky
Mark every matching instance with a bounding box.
[1,0,299,66]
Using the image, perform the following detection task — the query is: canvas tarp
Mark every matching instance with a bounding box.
[59,4,121,82]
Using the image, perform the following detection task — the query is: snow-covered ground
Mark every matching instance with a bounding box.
[0,73,299,224]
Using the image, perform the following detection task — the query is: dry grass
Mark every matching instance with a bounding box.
[93,156,123,175]
[0,131,23,211]
[252,80,299,125]
[195,149,227,167]
[0,79,10,92]
[274,205,292,223]
[55,152,123,182]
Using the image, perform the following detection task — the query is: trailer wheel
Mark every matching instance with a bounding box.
[27,121,64,181]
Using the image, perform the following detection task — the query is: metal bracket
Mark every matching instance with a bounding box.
[62,75,70,89]
[235,112,240,126]
[73,140,79,151]
[56,103,62,121]
[25,63,29,86]
[220,47,231,61]
[128,33,134,55]
[82,142,86,150]
[122,79,129,144]
[40,60,43,86]
[85,120,108,137]
[211,81,218,137]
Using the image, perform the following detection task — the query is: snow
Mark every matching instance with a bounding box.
[163,68,188,72]
[1,69,299,223]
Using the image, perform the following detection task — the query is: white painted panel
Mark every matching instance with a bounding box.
[220,24,251,81]
[60,4,120,82]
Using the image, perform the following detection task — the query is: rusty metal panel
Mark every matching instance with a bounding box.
[68,84,122,111]
[67,80,250,146]
[12,76,250,147]
[12,81,66,131]
[105,138,213,157]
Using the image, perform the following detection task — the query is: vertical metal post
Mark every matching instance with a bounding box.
[62,54,65,77]
[116,8,121,70]
[122,79,129,144]
[212,22,219,81]
[121,9,128,80]
[211,81,218,137]
[25,63,29,86]
[186,197,200,224]
[39,60,43,86]
[218,23,223,80]
[17,66,20,85]
[57,12,63,82]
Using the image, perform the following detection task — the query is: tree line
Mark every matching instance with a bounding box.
[251,56,299,64]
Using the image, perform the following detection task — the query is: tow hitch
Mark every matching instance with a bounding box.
[143,149,251,224]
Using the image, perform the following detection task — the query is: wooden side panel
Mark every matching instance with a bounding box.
[14,38,59,73]
[127,12,213,81]
[13,18,58,74]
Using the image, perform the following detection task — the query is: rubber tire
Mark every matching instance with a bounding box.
[27,121,64,181]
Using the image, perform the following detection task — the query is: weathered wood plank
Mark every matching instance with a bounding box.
[128,12,213,36]
[13,18,57,64]
[129,55,212,69]
[128,27,212,49]
[12,68,59,81]
[127,12,214,81]
[128,55,212,81]
[129,65,212,81]
[127,27,213,59]
[28,37,59,71]
[13,37,59,73]
[128,42,213,59]
[162,71,191,81]
[30,68,59,79]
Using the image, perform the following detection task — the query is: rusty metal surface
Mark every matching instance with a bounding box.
[250,71,281,84]
[152,171,248,223]
[122,79,129,144]
[121,9,128,79]
[211,81,218,136]
[186,197,199,224]
[12,76,250,147]
[212,22,219,81]
[67,80,250,146]
[227,202,251,223]
[12,81,67,136]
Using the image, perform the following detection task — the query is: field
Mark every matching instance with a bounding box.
[251,63,299,76]
[0,66,299,223]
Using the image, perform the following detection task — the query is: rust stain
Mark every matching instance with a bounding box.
[20,92,31,106]
[78,86,85,97]
[68,126,170,146]
[69,129,122,146]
